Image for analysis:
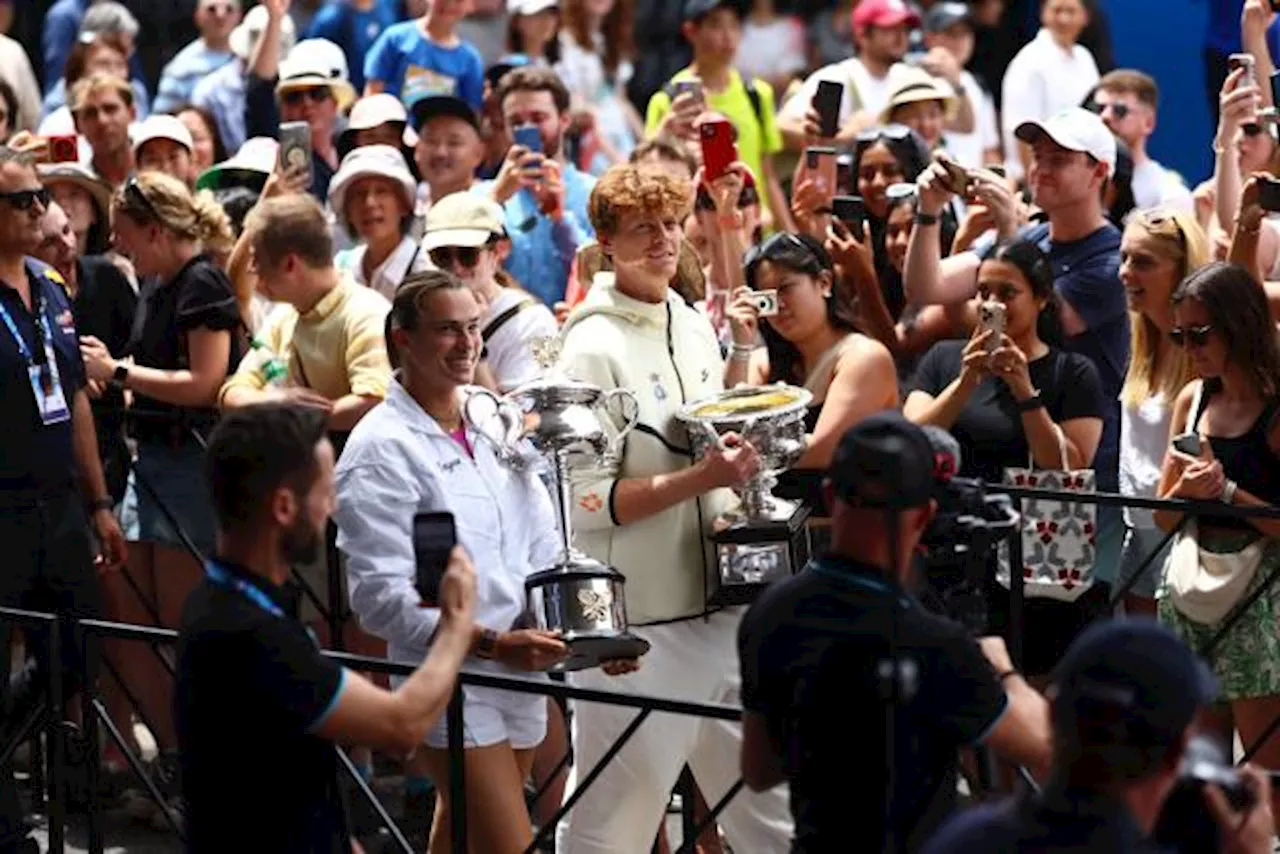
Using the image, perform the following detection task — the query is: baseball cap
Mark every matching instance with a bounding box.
[1052,619,1217,748]
[408,93,481,133]
[853,0,921,32]
[923,1,972,33]
[683,0,747,24]
[1015,107,1118,177]
[827,411,939,509]
[339,94,417,155]
[509,0,558,14]
[131,114,194,156]
[328,145,417,226]
[422,192,507,250]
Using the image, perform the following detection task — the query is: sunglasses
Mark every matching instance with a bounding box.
[1138,208,1188,251]
[1088,101,1131,120]
[124,176,161,221]
[0,187,50,212]
[429,245,484,269]
[743,231,814,269]
[281,87,333,108]
[856,124,914,145]
[1170,324,1213,348]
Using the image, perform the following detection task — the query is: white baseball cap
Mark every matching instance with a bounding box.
[1015,107,1117,178]
[132,114,194,156]
[422,192,506,250]
[339,94,417,153]
[509,0,559,15]
[328,145,417,229]
[230,4,296,61]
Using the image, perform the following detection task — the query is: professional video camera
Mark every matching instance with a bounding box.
[1153,735,1261,853]
[916,428,1019,634]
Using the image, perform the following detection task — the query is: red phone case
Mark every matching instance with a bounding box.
[700,119,737,183]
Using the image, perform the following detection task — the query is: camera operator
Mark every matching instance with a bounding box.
[738,411,1052,854]
[922,619,1277,854]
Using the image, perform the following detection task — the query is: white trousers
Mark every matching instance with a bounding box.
[558,609,793,854]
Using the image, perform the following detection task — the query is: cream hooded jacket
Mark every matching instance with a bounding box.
[557,274,737,625]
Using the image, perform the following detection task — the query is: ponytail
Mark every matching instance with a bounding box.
[191,190,235,256]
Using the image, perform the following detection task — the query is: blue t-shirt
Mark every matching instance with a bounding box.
[1021,221,1127,491]
[364,20,485,110]
[307,0,400,92]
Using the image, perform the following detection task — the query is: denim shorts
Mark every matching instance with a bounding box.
[121,441,217,556]
[1118,525,1174,600]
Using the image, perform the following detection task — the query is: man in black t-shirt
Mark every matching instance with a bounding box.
[177,403,476,854]
[738,412,1053,854]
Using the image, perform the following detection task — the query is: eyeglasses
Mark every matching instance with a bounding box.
[1088,100,1131,120]
[429,245,484,269]
[0,187,50,212]
[1170,324,1213,348]
[124,176,160,222]
[281,87,333,108]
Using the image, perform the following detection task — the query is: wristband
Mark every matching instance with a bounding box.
[914,212,940,226]
[1222,479,1239,504]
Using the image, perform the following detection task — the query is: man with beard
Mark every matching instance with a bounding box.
[177,402,477,854]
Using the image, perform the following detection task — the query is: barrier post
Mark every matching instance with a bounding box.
[45,621,65,854]
[447,682,467,853]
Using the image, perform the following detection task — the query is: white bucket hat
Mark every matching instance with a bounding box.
[328,145,417,229]
[276,39,356,112]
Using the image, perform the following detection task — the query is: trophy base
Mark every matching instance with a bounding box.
[709,501,812,607]
[551,631,652,673]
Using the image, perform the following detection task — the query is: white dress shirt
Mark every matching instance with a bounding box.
[334,236,430,302]
[1000,28,1100,180]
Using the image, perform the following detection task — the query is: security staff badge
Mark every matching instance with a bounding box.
[30,342,70,425]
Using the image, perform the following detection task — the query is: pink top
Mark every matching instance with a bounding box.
[448,425,474,458]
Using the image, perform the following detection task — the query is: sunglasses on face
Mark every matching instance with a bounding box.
[1170,324,1213,348]
[1088,101,1131,120]
[429,246,484,269]
[0,187,50,212]
[281,88,333,108]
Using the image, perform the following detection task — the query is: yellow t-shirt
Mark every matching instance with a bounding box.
[219,278,392,406]
[644,68,783,210]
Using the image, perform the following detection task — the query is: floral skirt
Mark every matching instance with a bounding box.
[1158,528,1280,700]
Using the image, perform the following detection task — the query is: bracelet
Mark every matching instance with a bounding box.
[1222,479,1239,504]
[914,212,940,226]
[1016,391,1045,412]
[730,344,754,361]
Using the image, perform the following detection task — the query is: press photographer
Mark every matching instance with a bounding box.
[923,619,1276,854]
[738,412,1051,854]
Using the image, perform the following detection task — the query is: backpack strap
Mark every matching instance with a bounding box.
[482,297,538,343]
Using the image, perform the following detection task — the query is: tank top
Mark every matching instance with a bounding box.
[1192,380,1280,529]
[1119,391,1171,530]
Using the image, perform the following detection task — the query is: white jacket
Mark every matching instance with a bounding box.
[333,381,561,674]
[558,274,736,625]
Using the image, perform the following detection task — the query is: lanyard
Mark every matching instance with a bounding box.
[809,559,910,606]
[0,285,49,367]
[205,560,285,618]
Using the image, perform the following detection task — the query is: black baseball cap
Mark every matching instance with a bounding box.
[408,94,480,133]
[827,411,939,509]
[683,0,747,24]
[1052,619,1218,748]
[924,1,972,33]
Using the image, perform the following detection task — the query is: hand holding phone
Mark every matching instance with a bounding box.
[1172,432,1204,458]
[1258,175,1280,212]
[812,80,843,139]
[832,195,866,231]
[978,301,1006,353]
[278,121,313,187]
[804,146,838,206]
[413,512,457,607]
[700,117,738,182]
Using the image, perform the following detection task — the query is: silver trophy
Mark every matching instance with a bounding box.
[463,338,649,672]
[676,383,814,604]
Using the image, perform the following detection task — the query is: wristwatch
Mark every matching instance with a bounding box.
[109,363,129,390]
[1016,391,1045,412]
[475,628,499,660]
[914,211,940,226]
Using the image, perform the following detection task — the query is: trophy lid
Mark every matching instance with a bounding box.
[504,335,608,405]
[676,383,813,426]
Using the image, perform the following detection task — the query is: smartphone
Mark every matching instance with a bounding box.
[46,135,78,163]
[412,512,457,606]
[1230,53,1257,85]
[835,154,853,194]
[832,195,866,231]
[699,117,738,182]
[934,151,971,196]
[278,121,313,186]
[812,80,844,139]
[749,289,779,317]
[1270,70,1280,110]
[512,124,543,155]
[978,301,1006,352]
[804,146,838,206]
[674,79,704,106]
[1172,433,1203,457]
[987,163,1008,179]
[1260,175,1280,212]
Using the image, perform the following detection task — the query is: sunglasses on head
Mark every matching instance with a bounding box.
[856,124,913,145]
[1170,324,1213,348]
[743,231,814,269]
[429,245,485,269]
[281,87,333,107]
[0,187,50,212]
[1138,208,1188,250]
[124,176,160,221]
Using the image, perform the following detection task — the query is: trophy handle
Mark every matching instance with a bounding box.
[464,388,521,463]
[601,388,640,463]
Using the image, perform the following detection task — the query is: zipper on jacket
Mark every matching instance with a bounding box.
[665,302,688,403]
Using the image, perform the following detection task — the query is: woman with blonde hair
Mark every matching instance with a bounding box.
[78,170,241,819]
[1116,208,1208,615]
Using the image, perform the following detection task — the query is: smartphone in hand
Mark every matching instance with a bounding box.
[832,195,866,231]
[1259,175,1280,212]
[813,80,843,139]
[278,121,313,187]
[978,301,1006,353]
[413,512,457,607]
[700,117,738,183]
[805,146,838,206]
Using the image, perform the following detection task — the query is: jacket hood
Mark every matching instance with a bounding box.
[561,273,677,335]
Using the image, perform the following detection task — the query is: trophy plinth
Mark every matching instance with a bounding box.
[677,384,815,604]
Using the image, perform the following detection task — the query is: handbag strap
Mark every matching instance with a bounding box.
[1189,379,1208,435]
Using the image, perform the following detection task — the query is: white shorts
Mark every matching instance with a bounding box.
[425,685,548,750]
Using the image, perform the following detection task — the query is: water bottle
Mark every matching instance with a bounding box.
[252,338,289,388]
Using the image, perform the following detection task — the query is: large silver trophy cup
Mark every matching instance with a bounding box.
[464,338,650,672]
[676,383,814,605]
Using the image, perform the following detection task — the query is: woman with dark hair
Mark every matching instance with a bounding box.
[905,238,1106,677]
[177,104,227,175]
[509,0,563,65]
[556,0,642,172]
[725,231,897,544]
[1154,261,1280,788]
[40,162,113,256]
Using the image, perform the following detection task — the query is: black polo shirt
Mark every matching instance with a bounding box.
[920,788,1169,854]
[0,260,87,492]
[738,555,1008,854]
[176,559,350,854]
